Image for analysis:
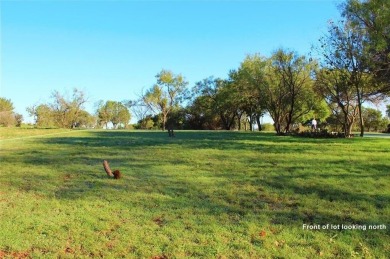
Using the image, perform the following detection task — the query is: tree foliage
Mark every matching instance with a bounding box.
[27,104,55,128]
[264,49,321,134]
[50,88,88,128]
[342,0,390,93]
[143,70,188,130]
[27,89,93,128]
[361,107,384,131]
[190,77,238,130]
[315,68,359,136]
[0,97,22,127]
[316,18,384,136]
[386,104,390,118]
[97,100,131,129]
[231,54,267,130]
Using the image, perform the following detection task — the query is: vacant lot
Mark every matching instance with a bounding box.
[0,129,389,258]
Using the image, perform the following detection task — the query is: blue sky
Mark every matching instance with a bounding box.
[1,0,343,123]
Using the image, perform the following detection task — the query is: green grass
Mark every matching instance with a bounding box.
[0,127,72,140]
[0,129,389,258]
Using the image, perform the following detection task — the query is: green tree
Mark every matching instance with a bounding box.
[74,110,96,128]
[386,104,390,118]
[143,70,188,130]
[97,101,131,129]
[136,115,156,130]
[231,54,267,131]
[51,88,87,128]
[96,100,112,128]
[315,68,359,136]
[263,49,318,134]
[361,107,383,131]
[192,77,238,130]
[343,0,390,93]
[0,98,16,127]
[14,113,23,127]
[316,20,380,137]
[187,88,222,130]
[0,98,14,112]
[27,104,55,128]
[112,102,131,129]
[124,98,150,126]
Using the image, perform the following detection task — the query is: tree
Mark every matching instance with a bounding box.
[73,110,96,128]
[124,98,150,126]
[231,54,267,131]
[27,89,90,128]
[271,49,319,132]
[136,115,156,130]
[143,70,188,130]
[97,100,131,129]
[0,98,14,112]
[342,0,390,93]
[262,49,319,134]
[186,87,222,130]
[315,68,359,136]
[111,102,131,129]
[14,113,23,127]
[316,20,381,137]
[386,104,390,118]
[191,77,238,130]
[214,80,240,130]
[96,100,112,128]
[51,88,88,128]
[0,98,16,127]
[27,104,55,128]
[361,107,383,131]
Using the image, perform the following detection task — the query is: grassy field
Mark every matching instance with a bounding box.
[0,128,389,258]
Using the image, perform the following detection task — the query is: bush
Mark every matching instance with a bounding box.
[261,123,275,132]
[294,129,353,138]
[0,111,16,127]
[384,124,390,133]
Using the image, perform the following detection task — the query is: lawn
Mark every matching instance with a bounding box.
[0,129,389,258]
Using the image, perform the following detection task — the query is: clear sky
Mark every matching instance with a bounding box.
[1,0,343,123]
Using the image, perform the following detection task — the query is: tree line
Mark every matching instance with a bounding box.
[129,0,390,137]
[1,0,389,136]
[24,89,130,129]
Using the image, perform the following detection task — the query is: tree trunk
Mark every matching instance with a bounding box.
[256,114,262,131]
[357,96,364,137]
[285,90,295,133]
[249,115,253,131]
[346,122,353,137]
[220,113,228,130]
[274,122,282,135]
[237,112,242,131]
[162,114,167,131]
[220,113,235,130]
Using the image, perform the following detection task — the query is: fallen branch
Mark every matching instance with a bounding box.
[103,160,122,179]
[103,160,114,177]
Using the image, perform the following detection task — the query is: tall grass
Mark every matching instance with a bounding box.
[0,129,389,258]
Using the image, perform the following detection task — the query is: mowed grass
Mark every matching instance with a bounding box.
[0,127,72,140]
[0,129,389,258]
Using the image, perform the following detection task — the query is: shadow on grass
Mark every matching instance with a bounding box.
[31,130,360,155]
[2,130,389,237]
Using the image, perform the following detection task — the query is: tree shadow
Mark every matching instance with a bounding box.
[2,130,389,254]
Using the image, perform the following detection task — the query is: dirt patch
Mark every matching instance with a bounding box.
[153,216,165,227]
[151,255,168,259]
[0,250,30,259]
